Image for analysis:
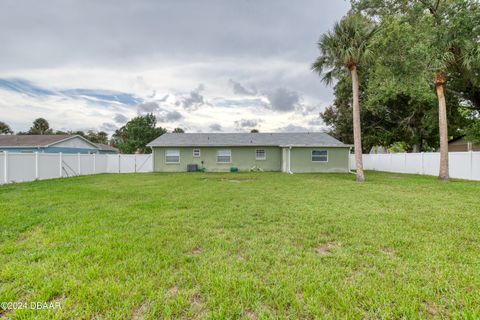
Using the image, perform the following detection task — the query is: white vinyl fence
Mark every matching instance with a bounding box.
[0,152,153,185]
[349,152,480,181]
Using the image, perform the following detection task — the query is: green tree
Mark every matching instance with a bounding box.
[0,121,13,134]
[428,0,480,180]
[28,118,53,135]
[312,12,376,182]
[250,129,259,133]
[112,114,166,154]
[172,128,185,133]
[465,117,480,144]
[351,0,480,180]
[86,131,109,144]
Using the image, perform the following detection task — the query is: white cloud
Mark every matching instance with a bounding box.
[0,0,350,135]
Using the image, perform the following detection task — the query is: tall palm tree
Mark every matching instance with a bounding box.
[312,13,375,182]
[420,0,480,181]
[434,71,449,181]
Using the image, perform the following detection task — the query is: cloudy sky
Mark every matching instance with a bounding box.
[0,0,350,134]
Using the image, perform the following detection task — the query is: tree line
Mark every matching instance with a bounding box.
[313,0,480,182]
[0,114,185,154]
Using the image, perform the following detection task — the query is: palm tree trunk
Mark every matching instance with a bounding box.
[350,65,365,182]
[435,72,449,181]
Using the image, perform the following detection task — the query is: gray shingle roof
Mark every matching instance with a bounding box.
[93,143,119,152]
[0,134,102,149]
[147,132,349,147]
[0,135,76,147]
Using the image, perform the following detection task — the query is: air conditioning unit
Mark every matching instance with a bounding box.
[187,164,198,172]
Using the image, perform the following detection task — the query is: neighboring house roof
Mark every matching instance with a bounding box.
[0,134,98,149]
[94,143,119,152]
[448,136,468,144]
[147,132,350,147]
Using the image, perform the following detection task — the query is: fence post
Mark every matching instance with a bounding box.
[134,154,137,173]
[59,152,63,178]
[404,152,407,173]
[470,151,474,180]
[3,151,7,184]
[118,154,121,173]
[421,152,425,175]
[93,153,96,174]
[35,152,39,179]
[77,153,81,175]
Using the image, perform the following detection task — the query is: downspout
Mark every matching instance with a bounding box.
[348,146,356,175]
[288,146,293,174]
[151,147,155,172]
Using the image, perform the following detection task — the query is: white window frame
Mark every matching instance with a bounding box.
[165,149,180,164]
[216,149,231,163]
[311,150,328,162]
[193,148,201,157]
[255,149,266,160]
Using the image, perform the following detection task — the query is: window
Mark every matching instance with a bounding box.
[255,149,266,160]
[165,149,180,163]
[193,148,201,157]
[312,150,328,162]
[216,149,231,163]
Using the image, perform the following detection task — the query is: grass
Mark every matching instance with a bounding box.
[0,172,479,319]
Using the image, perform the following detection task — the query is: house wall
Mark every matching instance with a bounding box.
[289,147,350,173]
[153,146,282,172]
[153,146,350,173]
[98,150,118,154]
[51,137,97,149]
[448,138,480,152]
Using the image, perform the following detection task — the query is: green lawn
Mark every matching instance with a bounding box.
[0,172,479,319]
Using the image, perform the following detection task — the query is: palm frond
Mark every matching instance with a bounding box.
[312,12,377,84]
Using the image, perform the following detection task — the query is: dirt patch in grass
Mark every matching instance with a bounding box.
[423,301,439,316]
[381,247,396,257]
[190,293,207,317]
[0,309,13,320]
[201,176,255,183]
[315,242,336,256]
[132,302,149,320]
[166,285,179,298]
[189,247,202,256]
[245,309,258,320]
[221,178,253,183]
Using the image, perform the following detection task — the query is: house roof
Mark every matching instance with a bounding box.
[93,143,118,152]
[0,134,98,149]
[448,136,466,144]
[147,132,350,148]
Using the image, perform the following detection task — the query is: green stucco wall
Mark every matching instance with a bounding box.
[153,146,350,173]
[289,147,350,173]
[153,147,282,172]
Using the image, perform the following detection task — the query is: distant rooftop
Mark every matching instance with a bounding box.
[147,132,349,147]
[0,135,116,151]
[93,143,118,152]
[0,134,75,147]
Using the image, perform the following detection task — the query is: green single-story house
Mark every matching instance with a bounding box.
[147,132,351,173]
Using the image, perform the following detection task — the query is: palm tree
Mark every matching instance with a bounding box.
[435,71,449,181]
[172,127,185,133]
[0,121,13,134]
[419,0,480,181]
[312,13,376,182]
[29,118,51,135]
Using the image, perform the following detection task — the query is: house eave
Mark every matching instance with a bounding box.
[147,144,352,148]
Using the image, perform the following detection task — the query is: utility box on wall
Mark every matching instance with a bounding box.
[187,164,198,172]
